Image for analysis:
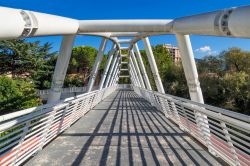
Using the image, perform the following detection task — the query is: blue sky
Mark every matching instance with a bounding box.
[1,0,250,58]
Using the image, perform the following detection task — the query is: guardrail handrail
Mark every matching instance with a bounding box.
[133,86,250,166]
[0,85,118,166]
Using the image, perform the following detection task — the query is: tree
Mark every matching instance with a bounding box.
[0,39,57,89]
[68,46,97,74]
[223,72,249,114]
[0,76,41,114]
[163,63,189,98]
[66,46,109,87]
[222,48,250,73]
[140,44,174,91]
[196,48,250,114]
[197,56,224,75]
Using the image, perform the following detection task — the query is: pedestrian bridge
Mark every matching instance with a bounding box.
[25,89,223,166]
[0,5,250,166]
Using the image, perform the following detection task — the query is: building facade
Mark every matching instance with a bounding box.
[162,44,181,63]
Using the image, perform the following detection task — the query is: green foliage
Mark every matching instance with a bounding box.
[140,44,177,91]
[0,76,41,114]
[197,56,224,74]
[222,47,250,73]
[0,39,57,89]
[68,46,98,74]
[64,75,84,87]
[198,48,250,114]
[223,72,249,113]
[163,63,189,98]
[1,39,249,115]
[66,46,99,87]
[139,45,249,114]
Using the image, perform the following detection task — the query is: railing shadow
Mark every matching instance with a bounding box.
[60,90,222,165]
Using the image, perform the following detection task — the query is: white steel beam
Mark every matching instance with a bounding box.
[142,37,165,93]
[107,56,120,87]
[130,51,145,88]
[175,34,204,103]
[120,47,129,50]
[2,6,250,40]
[175,33,210,152]
[172,6,250,38]
[98,44,117,90]
[121,54,128,57]
[119,75,130,78]
[112,69,120,86]
[117,39,132,43]
[129,66,136,86]
[110,61,120,86]
[87,38,108,92]
[79,20,172,33]
[130,65,140,87]
[120,68,128,71]
[103,51,119,88]
[47,35,75,103]
[133,43,152,90]
[129,60,141,87]
[0,7,79,39]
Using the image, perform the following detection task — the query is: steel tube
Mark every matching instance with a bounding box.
[87,38,108,92]
[175,34,204,103]
[79,20,173,33]
[107,56,120,87]
[110,62,120,86]
[142,37,165,93]
[98,44,117,90]
[130,51,145,88]
[0,7,78,40]
[47,35,76,103]
[129,65,137,86]
[172,5,250,38]
[133,43,152,90]
[103,51,119,88]
[129,60,141,87]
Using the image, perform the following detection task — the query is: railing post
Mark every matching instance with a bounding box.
[142,37,165,93]
[13,120,31,165]
[39,106,58,150]
[130,50,145,88]
[104,51,119,88]
[176,33,211,152]
[99,43,117,90]
[48,35,75,103]
[133,43,152,90]
[87,37,108,92]
[220,115,240,165]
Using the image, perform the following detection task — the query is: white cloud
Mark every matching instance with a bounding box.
[195,46,217,56]
[195,46,211,53]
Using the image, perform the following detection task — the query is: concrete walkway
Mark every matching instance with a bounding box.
[26,90,222,166]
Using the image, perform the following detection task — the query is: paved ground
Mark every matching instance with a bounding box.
[26,90,222,166]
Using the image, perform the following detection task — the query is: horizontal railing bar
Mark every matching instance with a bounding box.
[133,86,250,166]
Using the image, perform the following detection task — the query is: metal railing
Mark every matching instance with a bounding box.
[0,85,117,166]
[37,86,99,96]
[133,86,250,166]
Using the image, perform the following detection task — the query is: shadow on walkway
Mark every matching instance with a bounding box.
[26,90,222,166]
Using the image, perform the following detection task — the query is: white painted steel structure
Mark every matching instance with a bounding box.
[0,5,249,166]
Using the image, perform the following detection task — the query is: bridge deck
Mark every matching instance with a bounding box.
[26,90,222,166]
